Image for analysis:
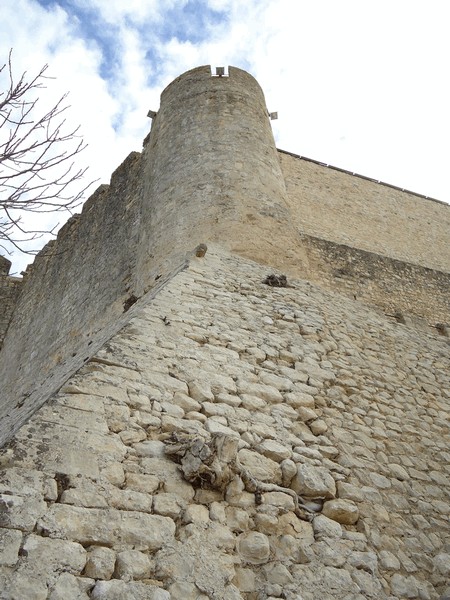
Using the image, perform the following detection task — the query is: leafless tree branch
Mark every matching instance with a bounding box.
[0,49,95,254]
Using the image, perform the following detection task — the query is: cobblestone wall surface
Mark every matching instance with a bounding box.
[279,151,450,274]
[0,66,308,447]
[1,247,448,600]
[302,235,450,326]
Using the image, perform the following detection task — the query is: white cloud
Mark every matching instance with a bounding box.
[1,0,449,273]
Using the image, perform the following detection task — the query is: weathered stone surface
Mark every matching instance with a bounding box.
[238,449,282,484]
[48,573,92,600]
[37,505,175,550]
[0,528,22,566]
[433,552,450,577]
[322,498,359,524]
[84,546,116,580]
[91,580,170,599]
[291,464,336,498]
[237,532,271,564]
[0,494,47,531]
[21,534,87,573]
[313,515,343,540]
[115,550,152,580]
[256,439,292,462]
[153,493,186,519]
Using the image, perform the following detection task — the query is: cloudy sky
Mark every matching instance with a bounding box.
[1,0,449,273]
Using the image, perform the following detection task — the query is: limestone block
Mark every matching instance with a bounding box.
[2,572,49,600]
[209,501,226,523]
[347,550,378,574]
[0,467,45,496]
[101,462,125,485]
[434,552,450,577]
[280,458,297,486]
[291,464,336,498]
[134,440,166,457]
[237,449,282,484]
[110,488,154,513]
[202,401,236,418]
[205,418,240,438]
[237,531,271,564]
[59,475,108,507]
[262,492,295,512]
[188,380,214,402]
[309,419,328,435]
[236,381,283,403]
[351,569,384,597]
[48,573,91,600]
[232,567,256,592]
[119,429,147,444]
[37,505,175,550]
[168,581,200,599]
[164,476,195,501]
[0,528,22,566]
[115,550,152,580]
[313,515,343,540]
[285,391,315,408]
[172,392,202,412]
[297,407,319,423]
[0,494,47,531]
[336,481,365,502]
[271,533,314,563]
[182,504,210,525]
[259,372,293,391]
[161,415,204,435]
[263,562,294,585]
[91,580,170,599]
[125,472,159,494]
[378,549,401,571]
[256,439,292,462]
[313,540,351,567]
[21,534,87,574]
[225,506,250,532]
[84,546,116,579]
[390,573,419,598]
[388,462,410,480]
[153,492,186,519]
[322,499,359,525]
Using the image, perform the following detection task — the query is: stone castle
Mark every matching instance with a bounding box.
[0,66,449,599]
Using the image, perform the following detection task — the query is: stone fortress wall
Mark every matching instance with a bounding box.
[0,66,449,599]
[0,257,22,348]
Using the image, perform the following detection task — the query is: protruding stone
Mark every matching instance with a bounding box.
[115,550,152,580]
[322,499,359,524]
[291,464,336,498]
[313,515,343,540]
[256,439,292,462]
[238,449,282,484]
[0,528,22,567]
[237,531,271,564]
[84,546,116,580]
[91,580,170,599]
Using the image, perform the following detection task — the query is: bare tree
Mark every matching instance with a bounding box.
[0,50,93,253]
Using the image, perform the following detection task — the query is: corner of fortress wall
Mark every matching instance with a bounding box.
[0,65,449,448]
[0,65,449,599]
[0,65,311,447]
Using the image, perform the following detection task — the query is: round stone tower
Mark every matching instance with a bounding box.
[136,65,308,291]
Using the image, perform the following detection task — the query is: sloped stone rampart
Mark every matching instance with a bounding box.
[0,66,308,448]
[1,247,448,599]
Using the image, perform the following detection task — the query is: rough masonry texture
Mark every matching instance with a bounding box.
[0,66,449,599]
